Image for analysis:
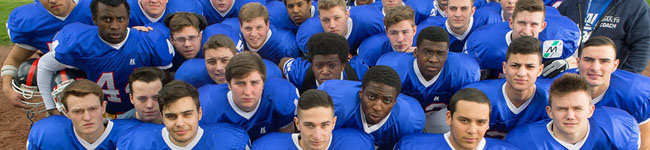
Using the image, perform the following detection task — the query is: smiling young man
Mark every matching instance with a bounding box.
[28,79,141,149]
[463,36,550,139]
[464,0,580,79]
[238,2,301,63]
[117,80,250,149]
[317,66,425,150]
[37,0,175,119]
[174,34,282,88]
[197,52,299,140]
[415,0,501,52]
[3,0,93,111]
[296,0,384,55]
[395,88,515,150]
[253,89,375,150]
[553,36,650,149]
[358,5,417,66]
[280,32,368,94]
[506,73,640,149]
[126,0,202,26]
[375,26,480,134]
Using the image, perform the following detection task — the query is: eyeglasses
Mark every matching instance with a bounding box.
[172,35,199,43]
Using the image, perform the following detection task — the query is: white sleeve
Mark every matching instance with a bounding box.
[37,52,75,110]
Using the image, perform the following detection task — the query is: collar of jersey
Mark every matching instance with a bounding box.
[292,133,333,150]
[342,18,353,39]
[505,30,513,46]
[212,0,236,17]
[45,0,78,21]
[162,126,204,149]
[359,105,391,133]
[413,60,443,87]
[591,84,608,105]
[445,17,474,41]
[546,120,590,149]
[73,118,113,150]
[138,0,166,23]
[227,90,262,119]
[98,28,130,50]
[433,0,446,17]
[502,81,535,114]
[444,131,486,150]
[246,28,273,52]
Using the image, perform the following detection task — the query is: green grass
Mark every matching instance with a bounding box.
[0,0,32,46]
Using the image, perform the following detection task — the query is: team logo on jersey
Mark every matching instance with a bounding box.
[260,127,267,134]
[130,58,136,65]
[543,40,563,58]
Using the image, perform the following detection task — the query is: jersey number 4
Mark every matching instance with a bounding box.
[97,72,121,103]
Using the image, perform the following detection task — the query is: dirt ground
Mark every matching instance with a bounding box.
[0,45,648,149]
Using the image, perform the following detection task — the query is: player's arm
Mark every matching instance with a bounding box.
[278,57,294,78]
[640,122,650,149]
[2,45,36,109]
[37,52,73,114]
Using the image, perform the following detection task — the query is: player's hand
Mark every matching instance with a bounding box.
[132,26,154,32]
[2,87,32,109]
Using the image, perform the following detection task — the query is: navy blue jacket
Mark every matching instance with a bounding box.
[558,0,650,74]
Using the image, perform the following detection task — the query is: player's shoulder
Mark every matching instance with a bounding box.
[198,83,230,97]
[166,0,203,14]
[252,132,294,149]
[446,52,480,69]
[484,137,520,150]
[319,80,362,92]
[464,79,505,90]
[377,51,415,66]
[506,120,548,138]
[395,133,446,149]
[395,94,425,128]
[8,3,49,32]
[418,16,447,28]
[31,115,72,131]
[331,128,375,149]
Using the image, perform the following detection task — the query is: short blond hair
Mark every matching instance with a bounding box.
[318,0,346,13]
[61,79,104,109]
[239,2,269,24]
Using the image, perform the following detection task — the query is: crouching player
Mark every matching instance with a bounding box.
[395,88,516,150]
[253,89,375,149]
[117,80,250,149]
[506,74,640,149]
[27,79,141,149]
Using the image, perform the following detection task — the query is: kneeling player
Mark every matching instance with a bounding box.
[318,66,425,150]
[117,80,250,149]
[506,74,640,149]
[197,52,299,140]
[28,79,141,149]
[395,88,516,149]
[253,89,375,149]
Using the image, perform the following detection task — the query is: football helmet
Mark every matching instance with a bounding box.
[12,58,41,100]
[51,68,87,114]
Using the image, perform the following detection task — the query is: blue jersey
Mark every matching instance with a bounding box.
[506,107,639,150]
[175,58,282,88]
[201,0,266,24]
[356,34,394,67]
[197,78,299,140]
[296,5,385,55]
[117,123,250,149]
[317,80,425,150]
[27,116,141,150]
[252,128,375,150]
[282,57,369,92]
[50,23,174,113]
[395,133,517,150]
[416,8,501,52]
[464,16,580,78]
[127,0,203,26]
[267,1,319,33]
[376,52,479,133]
[243,25,301,63]
[557,69,650,124]
[202,22,244,52]
[6,0,93,52]
[463,79,550,139]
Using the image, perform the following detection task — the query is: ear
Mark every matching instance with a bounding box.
[413,47,418,57]
[545,106,552,119]
[541,21,547,31]
[537,62,544,77]
[502,61,507,74]
[345,9,350,18]
[101,100,108,115]
[129,93,134,104]
[587,104,595,118]
[613,59,620,69]
[198,107,203,121]
[294,117,300,131]
[332,116,337,127]
[358,88,364,100]
[470,6,476,16]
[412,25,417,34]
[508,18,514,29]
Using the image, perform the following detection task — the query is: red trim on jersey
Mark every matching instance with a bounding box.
[26,59,40,86]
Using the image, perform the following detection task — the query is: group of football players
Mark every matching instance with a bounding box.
[4,0,650,149]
